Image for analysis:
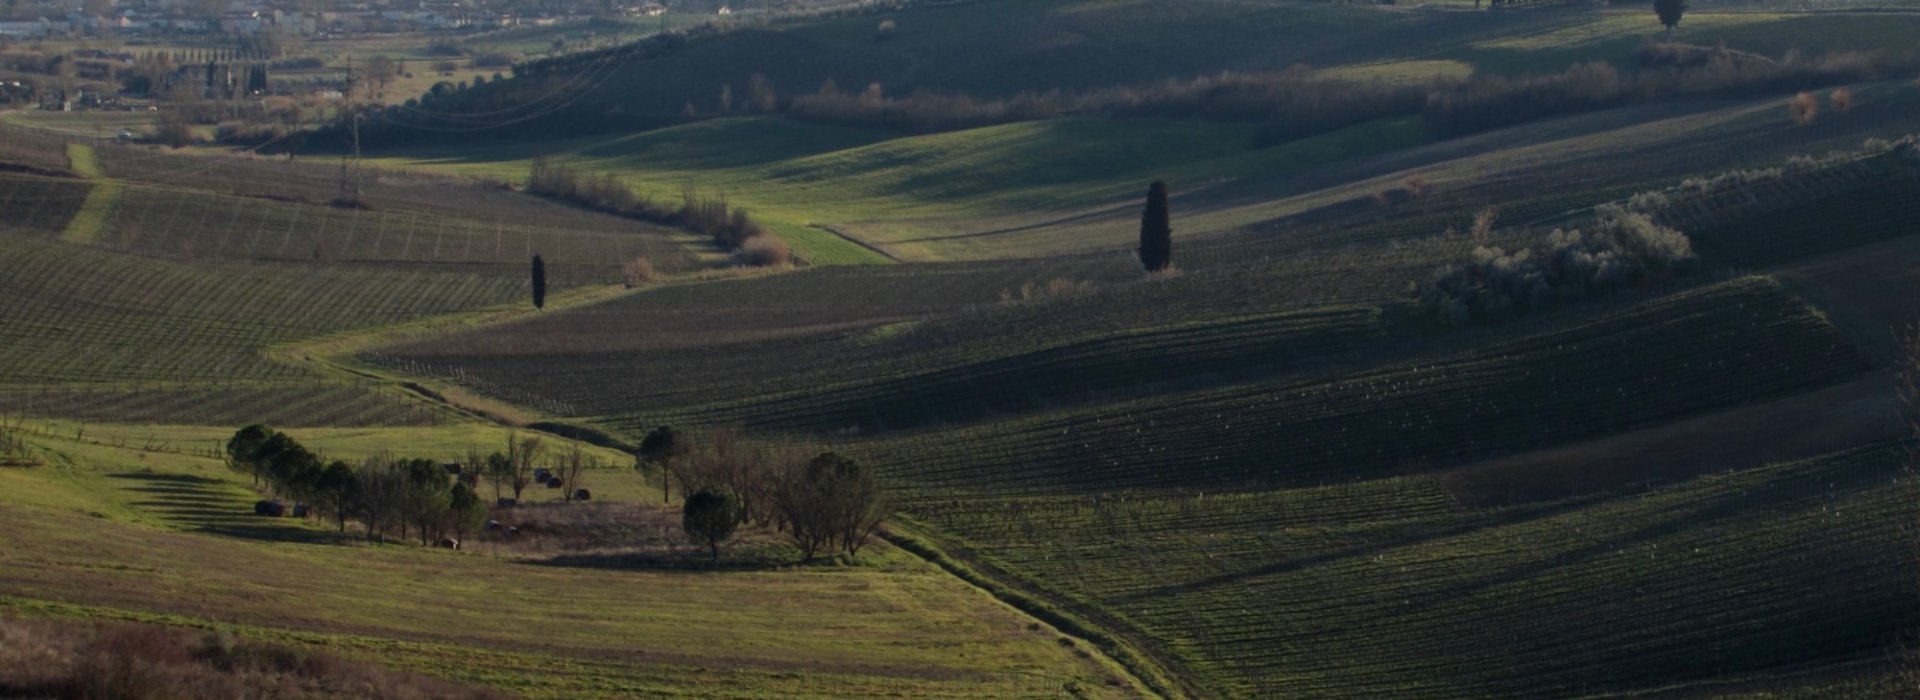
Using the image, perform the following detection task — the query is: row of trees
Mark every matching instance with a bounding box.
[641,427,888,561]
[766,41,1918,141]
[226,423,881,561]
[0,425,35,465]
[526,158,784,264]
[225,426,489,545]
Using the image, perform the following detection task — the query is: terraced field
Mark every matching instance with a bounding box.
[8,3,1920,695]
[0,123,726,426]
[0,384,444,428]
[85,184,693,282]
[0,230,538,425]
[0,236,524,385]
[906,443,1919,697]
[860,276,1868,493]
[0,124,707,278]
[1689,170,1920,268]
[370,116,1426,262]
[374,77,1920,264]
[0,173,89,236]
[370,238,1461,424]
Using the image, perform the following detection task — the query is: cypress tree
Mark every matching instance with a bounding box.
[1654,0,1687,33]
[531,254,547,309]
[1139,180,1173,273]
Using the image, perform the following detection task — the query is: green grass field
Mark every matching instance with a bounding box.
[370,115,1426,261]
[8,2,1920,696]
[57,143,117,244]
[0,423,1138,699]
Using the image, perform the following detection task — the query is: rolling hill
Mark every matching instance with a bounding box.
[6,0,1920,696]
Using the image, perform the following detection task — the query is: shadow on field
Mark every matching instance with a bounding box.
[107,472,338,545]
[1116,500,1602,603]
[525,551,787,573]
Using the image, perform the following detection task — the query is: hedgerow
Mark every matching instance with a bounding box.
[1417,205,1696,326]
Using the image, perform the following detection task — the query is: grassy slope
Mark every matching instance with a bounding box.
[368,163,1920,695]
[362,0,1920,264]
[496,2,1920,116]
[0,126,725,426]
[1449,11,1920,76]
[57,143,118,244]
[369,77,1920,264]
[369,115,1425,261]
[0,426,1137,699]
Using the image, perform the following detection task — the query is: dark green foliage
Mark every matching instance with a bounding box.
[447,482,487,540]
[1138,181,1172,273]
[682,488,739,561]
[1655,0,1687,32]
[640,425,686,503]
[314,461,359,533]
[228,428,321,502]
[525,159,769,254]
[530,254,546,310]
[224,425,273,485]
[402,459,451,546]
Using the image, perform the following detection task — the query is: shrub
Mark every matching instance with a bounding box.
[0,426,37,466]
[734,235,791,267]
[1470,207,1499,239]
[788,88,1058,134]
[471,51,517,68]
[425,38,465,57]
[149,115,197,148]
[1789,91,1819,125]
[1830,86,1855,113]
[1403,175,1428,199]
[682,488,740,560]
[623,256,656,286]
[270,57,325,70]
[0,617,509,699]
[1417,205,1695,325]
[1000,278,1096,304]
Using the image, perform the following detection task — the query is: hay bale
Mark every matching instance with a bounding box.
[533,468,552,481]
[442,462,463,475]
[254,500,286,517]
[291,504,310,518]
[496,497,516,508]
[437,538,460,550]
[546,477,564,488]
[484,519,502,532]
[573,489,591,501]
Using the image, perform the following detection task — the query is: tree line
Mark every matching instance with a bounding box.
[225,424,882,563]
[224,426,599,546]
[526,158,787,265]
[638,426,888,561]
[347,32,1920,151]
[780,43,1920,140]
